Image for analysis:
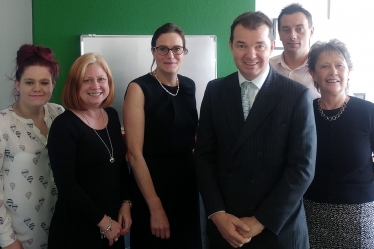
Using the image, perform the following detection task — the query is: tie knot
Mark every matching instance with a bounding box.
[241,81,252,92]
[241,81,249,89]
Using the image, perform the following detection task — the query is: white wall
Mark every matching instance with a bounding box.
[328,0,374,102]
[257,0,374,102]
[256,0,329,20]
[256,1,330,65]
[0,0,33,109]
[256,0,329,48]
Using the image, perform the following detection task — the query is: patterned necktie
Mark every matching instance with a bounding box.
[241,81,251,120]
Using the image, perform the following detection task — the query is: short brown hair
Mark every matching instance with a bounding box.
[230,11,274,42]
[308,39,353,92]
[62,53,115,111]
[278,3,313,31]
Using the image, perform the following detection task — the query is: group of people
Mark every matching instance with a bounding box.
[0,3,373,249]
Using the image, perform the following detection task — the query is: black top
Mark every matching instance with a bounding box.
[47,107,129,248]
[304,97,374,204]
[135,73,198,156]
[127,73,201,249]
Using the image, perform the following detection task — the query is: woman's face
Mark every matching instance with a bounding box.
[79,63,110,109]
[152,32,185,75]
[310,50,350,97]
[15,65,55,108]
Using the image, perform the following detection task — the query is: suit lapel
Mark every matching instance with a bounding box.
[222,73,244,137]
[231,68,281,156]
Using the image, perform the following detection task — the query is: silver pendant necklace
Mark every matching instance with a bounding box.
[82,109,115,163]
[152,70,179,96]
[318,98,347,121]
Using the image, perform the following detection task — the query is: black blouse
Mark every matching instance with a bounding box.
[304,97,374,204]
[47,107,129,248]
[129,73,198,157]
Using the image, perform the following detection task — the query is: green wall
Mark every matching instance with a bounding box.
[33,0,255,104]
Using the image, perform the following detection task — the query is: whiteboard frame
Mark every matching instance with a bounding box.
[80,34,217,127]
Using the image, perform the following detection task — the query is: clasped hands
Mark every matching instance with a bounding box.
[211,212,264,248]
[98,202,132,246]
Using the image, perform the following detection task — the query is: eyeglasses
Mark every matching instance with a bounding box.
[153,46,185,56]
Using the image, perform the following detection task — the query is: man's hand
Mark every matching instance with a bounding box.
[237,216,265,238]
[211,212,251,248]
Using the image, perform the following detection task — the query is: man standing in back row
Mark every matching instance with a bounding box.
[195,11,316,249]
[270,3,320,99]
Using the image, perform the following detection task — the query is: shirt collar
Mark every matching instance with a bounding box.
[279,52,309,70]
[238,63,270,90]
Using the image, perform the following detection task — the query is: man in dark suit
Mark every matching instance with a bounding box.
[195,11,316,249]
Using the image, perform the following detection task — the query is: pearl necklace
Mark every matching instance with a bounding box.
[152,71,179,96]
[82,109,115,163]
[318,98,347,121]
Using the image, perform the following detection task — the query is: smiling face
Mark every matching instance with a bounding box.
[229,24,274,81]
[79,63,109,109]
[152,32,185,75]
[310,50,350,97]
[15,65,55,108]
[279,12,314,56]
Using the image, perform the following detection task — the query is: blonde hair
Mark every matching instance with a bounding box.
[62,53,115,110]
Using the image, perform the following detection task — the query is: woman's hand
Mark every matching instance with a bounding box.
[118,202,132,235]
[98,215,122,246]
[150,206,170,239]
[3,240,24,249]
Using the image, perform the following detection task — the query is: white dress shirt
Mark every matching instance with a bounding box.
[238,63,269,106]
[270,53,321,99]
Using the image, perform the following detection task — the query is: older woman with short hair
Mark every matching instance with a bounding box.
[304,39,374,248]
[47,53,132,249]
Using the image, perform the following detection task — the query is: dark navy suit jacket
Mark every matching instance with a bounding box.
[195,67,317,249]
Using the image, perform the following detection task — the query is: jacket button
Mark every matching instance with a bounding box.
[257,151,262,156]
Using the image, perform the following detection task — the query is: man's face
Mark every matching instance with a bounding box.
[279,12,314,56]
[229,24,274,81]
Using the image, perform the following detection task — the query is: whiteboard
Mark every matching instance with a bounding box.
[81,35,217,126]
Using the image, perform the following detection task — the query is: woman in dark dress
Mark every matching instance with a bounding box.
[304,39,374,248]
[123,23,201,249]
[47,53,132,249]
